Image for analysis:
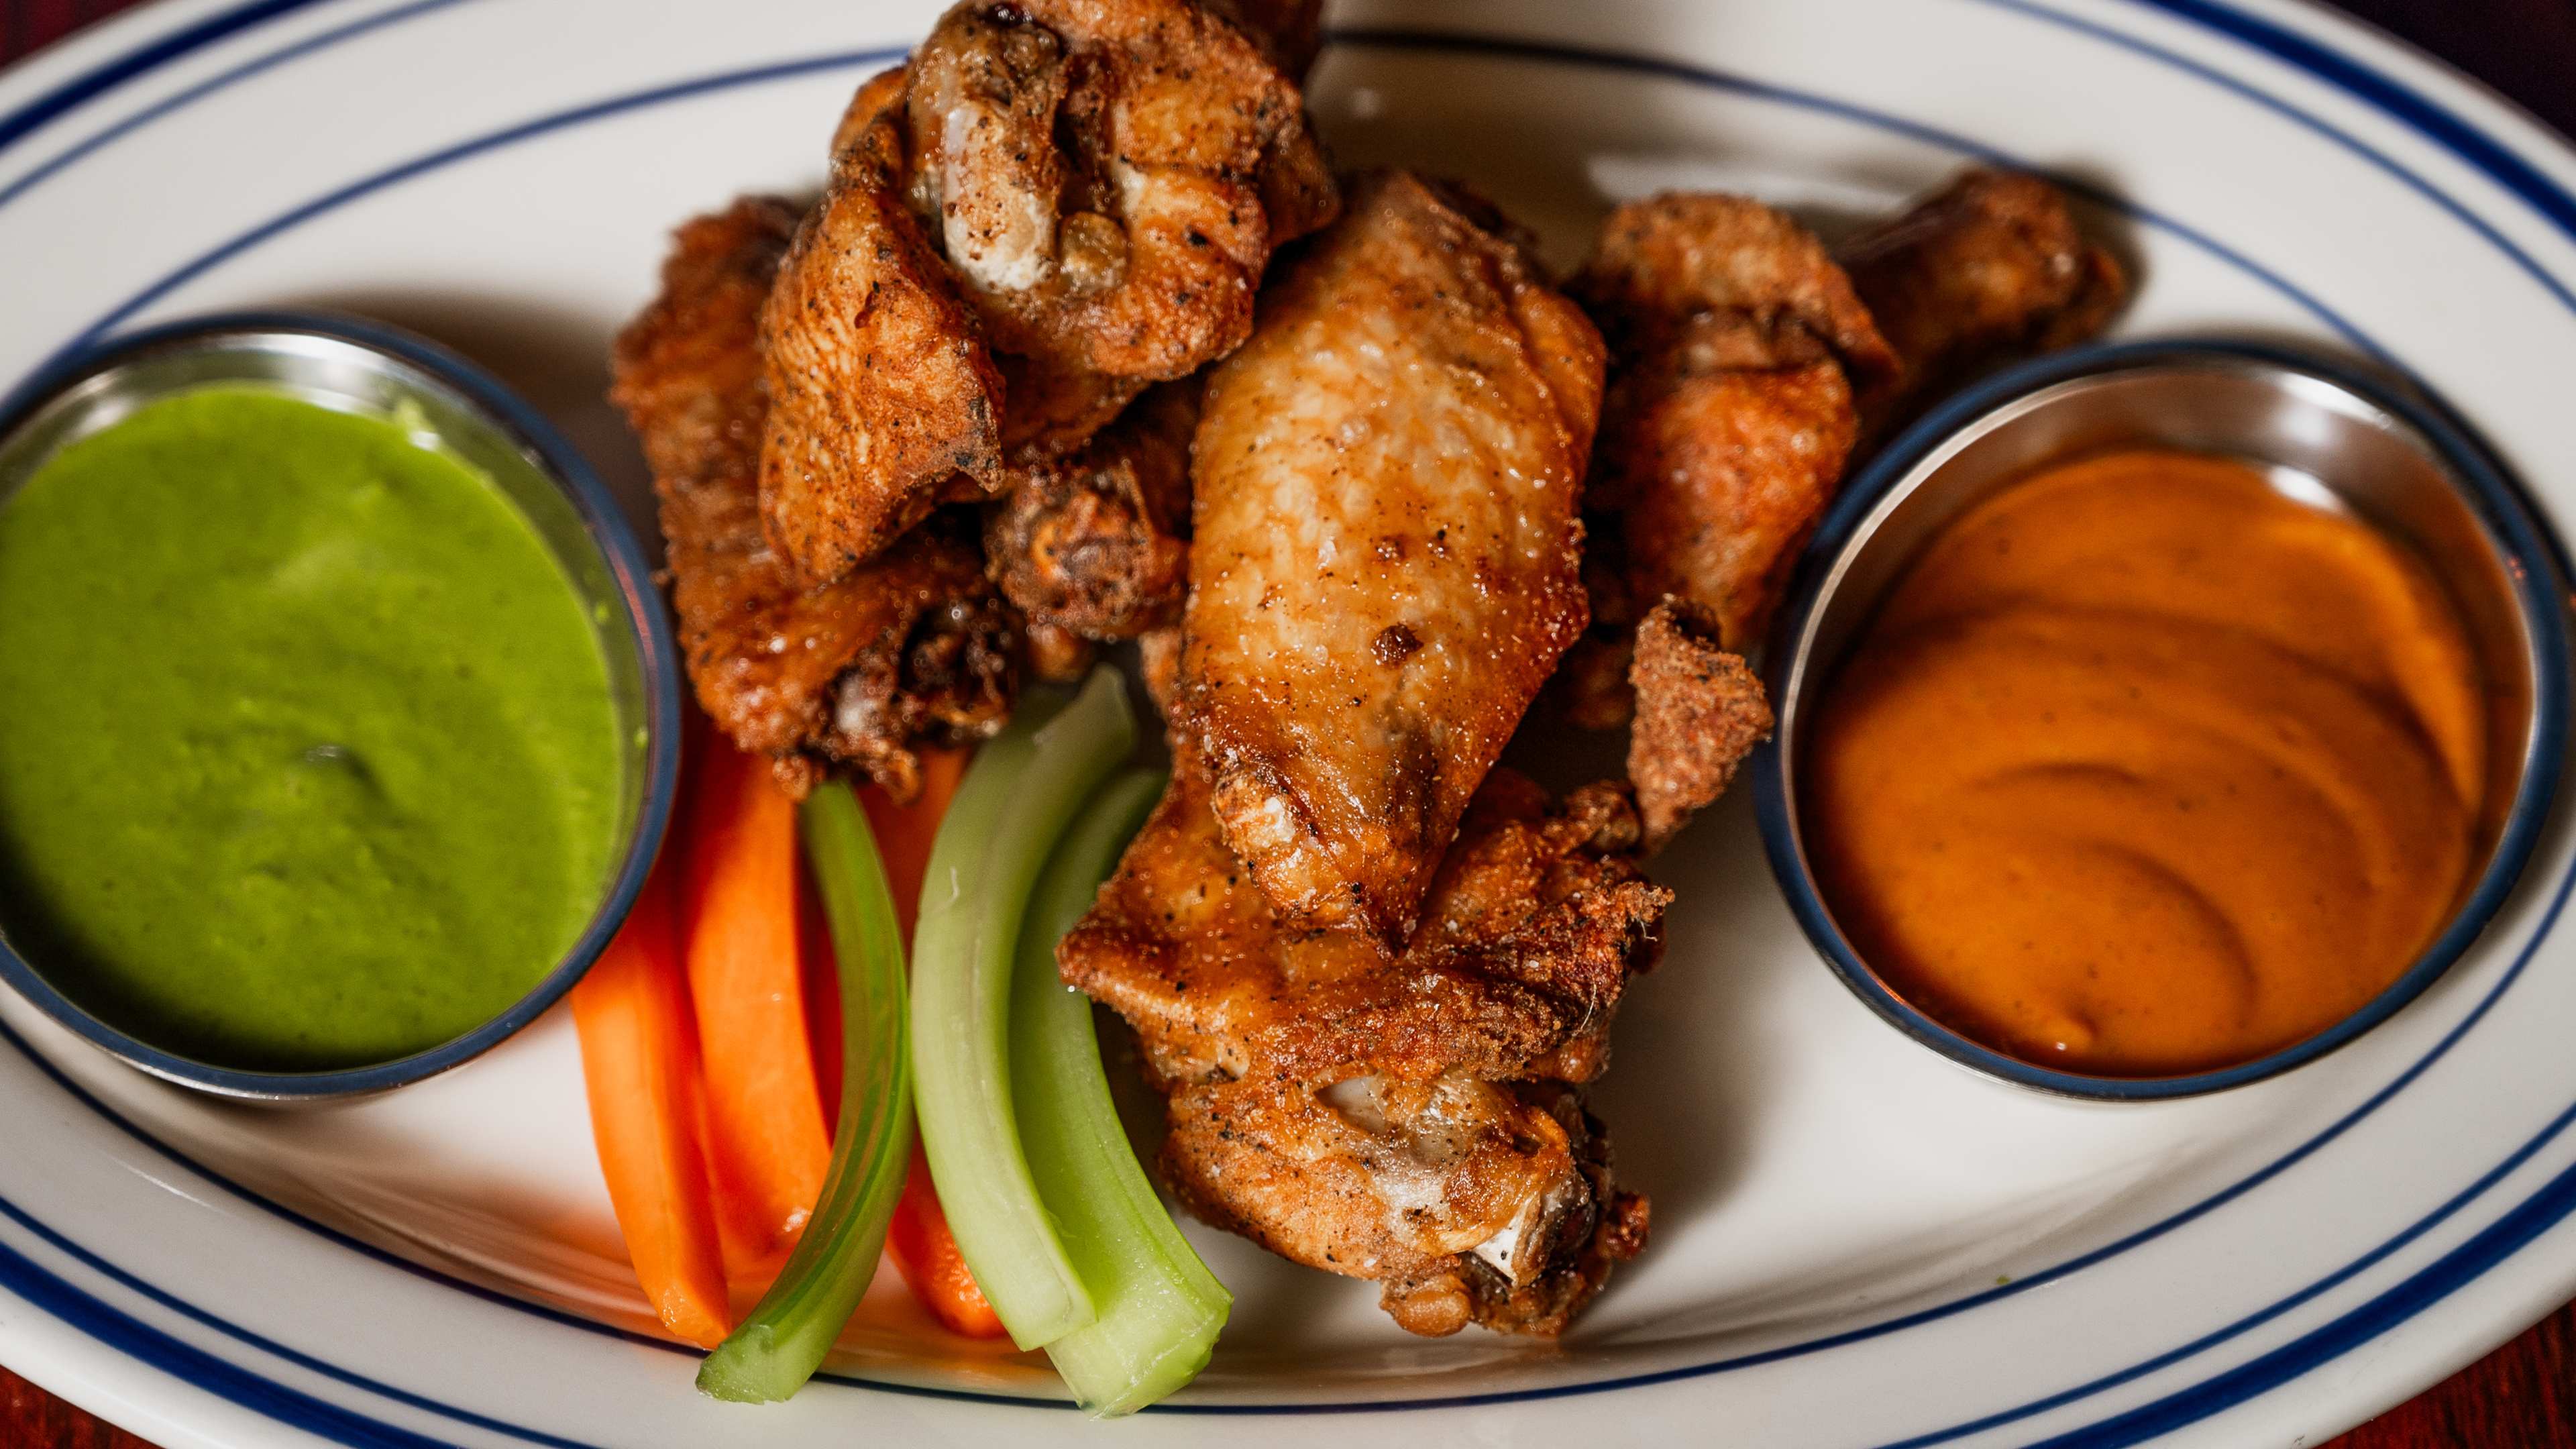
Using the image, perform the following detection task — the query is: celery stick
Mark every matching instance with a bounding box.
[912,670,1136,1349]
[698,783,912,1403]
[1013,769,1231,1415]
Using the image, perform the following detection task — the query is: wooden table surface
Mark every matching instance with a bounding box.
[1,0,2573,1443]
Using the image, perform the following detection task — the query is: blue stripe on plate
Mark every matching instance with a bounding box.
[0,0,468,214]
[0,1226,486,1448]
[2036,1153,2576,1448]
[0,1183,605,1449]
[1326,25,2385,358]
[0,0,337,152]
[1990,0,2576,319]
[2133,0,2576,241]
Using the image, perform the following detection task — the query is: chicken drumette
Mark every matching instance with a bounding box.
[610,197,1019,798]
[1560,166,2127,728]
[1177,171,1605,947]
[755,0,1336,582]
[1062,172,1769,1338]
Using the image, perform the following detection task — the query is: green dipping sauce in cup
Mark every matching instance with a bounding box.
[0,387,623,1072]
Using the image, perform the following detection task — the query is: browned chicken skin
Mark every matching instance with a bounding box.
[759,72,1005,582]
[610,198,1018,800]
[1067,762,1664,1087]
[983,378,1197,640]
[1065,616,1768,1336]
[993,347,1148,466]
[1163,1074,1646,1337]
[1627,598,1774,853]
[1063,758,1663,1335]
[759,0,1336,583]
[629,12,1844,1346]
[1574,193,1892,661]
[1050,176,1782,1336]
[902,0,1338,385]
[1562,168,2127,729]
[1177,171,1607,947]
[1841,166,2128,440]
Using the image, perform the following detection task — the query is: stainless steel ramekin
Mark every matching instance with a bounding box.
[1753,337,2570,1099]
[0,311,682,1099]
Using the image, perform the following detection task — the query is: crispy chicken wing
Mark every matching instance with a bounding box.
[1065,763,1664,1086]
[1177,171,1607,945]
[611,199,1018,800]
[1574,194,1894,662]
[763,2,1336,582]
[1578,193,1896,391]
[1556,172,2127,727]
[1841,166,2127,438]
[993,346,1148,466]
[1626,598,1773,852]
[903,0,1338,384]
[1163,1074,1646,1337]
[835,64,1152,473]
[826,64,910,160]
[1061,759,1662,1334]
[983,378,1197,640]
[759,73,1005,582]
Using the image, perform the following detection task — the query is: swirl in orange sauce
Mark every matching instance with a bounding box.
[1804,450,2485,1076]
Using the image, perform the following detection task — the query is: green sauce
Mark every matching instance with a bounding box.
[0,387,623,1071]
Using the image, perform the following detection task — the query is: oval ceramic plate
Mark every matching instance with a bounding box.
[3,1,2575,1445]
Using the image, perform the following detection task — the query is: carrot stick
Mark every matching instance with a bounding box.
[570,847,732,1350]
[683,735,833,1274]
[886,1145,1007,1338]
[856,749,1004,1338]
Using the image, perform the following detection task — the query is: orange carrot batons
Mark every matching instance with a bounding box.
[570,849,733,1350]
[887,1146,1008,1339]
[683,735,834,1271]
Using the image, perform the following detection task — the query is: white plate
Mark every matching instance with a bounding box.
[3,0,2575,1444]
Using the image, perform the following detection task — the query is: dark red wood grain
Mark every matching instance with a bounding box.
[0,1,2570,1445]
[2,1366,152,1449]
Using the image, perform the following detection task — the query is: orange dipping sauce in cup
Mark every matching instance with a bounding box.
[1803,449,2486,1077]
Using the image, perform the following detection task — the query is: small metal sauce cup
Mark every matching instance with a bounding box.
[0,311,682,1099]
[1754,337,2571,1099]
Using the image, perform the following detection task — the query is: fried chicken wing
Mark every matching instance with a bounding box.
[1061,759,1662,1334]
[1163,1074,1646,1337]
[1138,623,1183,716]
[1065,763,1663,1085]
[983,378,1196,640]
[1574,194,1893,659]
[993,346,1148,465]
[611,198,1018,799]
[1177,171,1607,945]
[1578,193,1896,391]
[1558,174,2126,728]
[827,64,910,160]
[1841,166,2127,437]
[904,0,1338,384]
[1626,598,1773,851]
[759,76,1004,581]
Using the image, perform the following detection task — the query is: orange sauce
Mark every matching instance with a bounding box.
[1803,449,2486,1076]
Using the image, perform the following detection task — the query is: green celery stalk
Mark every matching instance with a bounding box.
[912,670,1136,1348]
[1014,768,1232,1415]
[696,782,914,1403]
